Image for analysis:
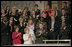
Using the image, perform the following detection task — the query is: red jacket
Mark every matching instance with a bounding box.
[12,31,22,45]
[44,9,52,16]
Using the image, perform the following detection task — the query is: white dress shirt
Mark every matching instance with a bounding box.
[51,21,55,29]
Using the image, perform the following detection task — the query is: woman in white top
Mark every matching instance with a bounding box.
[23,28,32,44]
[26,19,36,44]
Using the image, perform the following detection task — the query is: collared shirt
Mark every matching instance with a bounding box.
[51,21,55,29]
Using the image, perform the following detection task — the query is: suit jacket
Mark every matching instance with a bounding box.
[18,24,25,34]
[9,14,19,25]
[59,14,71,39]
[5,10,11,21]
[35,27,47,38]
[44,11,50,22]
[12,31,22,45]
[60,14,71,30]
[1,22,11,45]
[35,9,40,15]
[48,18,60,33]
[59,26,70,39]
[27,11,30,16]
[7,20,15,32]
[35,27,47,43]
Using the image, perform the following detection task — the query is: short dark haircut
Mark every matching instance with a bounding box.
[61,8,65,11]
[10,16,13,18]
[6,5,10,9]
[34,4,38,7]
[61,8,68,11]
[63,2,67,4]
[24,7,28,10]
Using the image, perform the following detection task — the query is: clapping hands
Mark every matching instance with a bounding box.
[50,28,54,32]
[28,34,31,38]
[17,33,21,37]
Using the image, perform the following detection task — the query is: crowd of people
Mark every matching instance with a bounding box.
[1,2,71,45]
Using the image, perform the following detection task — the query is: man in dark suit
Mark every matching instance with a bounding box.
[61,9,71,38]
[47,16,59,40]
[24,7,30,17]
[62,2,68,10]
[59,22,69,39]
[34,4,40,15]
[59,16,70,39]
[34,4,41,21]
[1,16,11,45]
[35,22,47,44]
[10,8,20,25]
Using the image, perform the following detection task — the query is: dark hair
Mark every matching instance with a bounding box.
[22,7,28,15]
[63,2,67,4]
[24,7,28,10]
[61,8,65,11]
[34,4,38,7]
[14,25,18,30]
[2,16,8,22]
[6,5,10,9]
[10,16,13,18]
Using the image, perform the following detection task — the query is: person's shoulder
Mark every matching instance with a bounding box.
[12,31,16,34]
[43,9,47,12]
[36,28,40,31]
[23,34,25,37]
[1,21,3,24]
[23,34,26,36]
[28,11,30,12]
[19,32,21,33]
[37,9,40,10]
[44,9,47,10]
[43,27,46,29]
[24,34,28,37]
[32,24,34,26]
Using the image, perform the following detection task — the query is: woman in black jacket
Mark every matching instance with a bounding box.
[35,22,47,44]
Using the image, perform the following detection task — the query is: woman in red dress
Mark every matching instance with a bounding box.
[12,26,22,45]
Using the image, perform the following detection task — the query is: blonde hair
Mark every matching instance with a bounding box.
[19,17,23,22]
[24,28,29,33]
[28,19,33,26]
